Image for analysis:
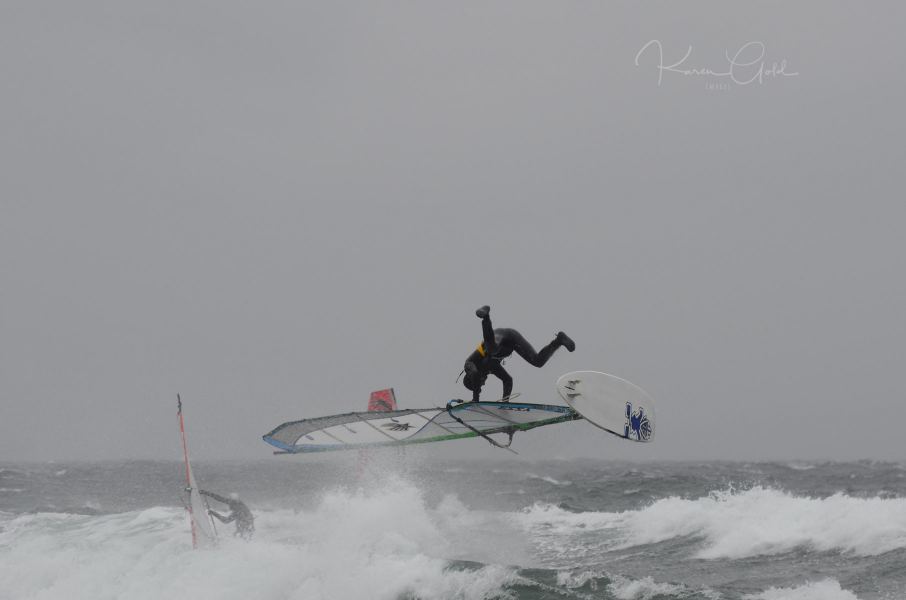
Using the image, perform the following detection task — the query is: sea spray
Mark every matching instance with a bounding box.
[0,479,521,600]
[745,579,862,600]
[515,485,906,560]
[3,460,905,599]
[621,486,906,559]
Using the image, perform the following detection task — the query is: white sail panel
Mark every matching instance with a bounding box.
[263,402,578,454]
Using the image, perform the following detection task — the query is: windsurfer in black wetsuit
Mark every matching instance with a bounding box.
[462,305,575,402]
[200,490,254,540]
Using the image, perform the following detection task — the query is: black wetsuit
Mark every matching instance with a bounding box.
[200,490,255,540]
[462,314,565,402]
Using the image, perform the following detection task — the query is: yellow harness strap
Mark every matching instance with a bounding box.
[476,342,486,357]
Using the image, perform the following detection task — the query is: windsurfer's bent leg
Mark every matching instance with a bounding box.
[510,330,575,368]
[489,361,513,400]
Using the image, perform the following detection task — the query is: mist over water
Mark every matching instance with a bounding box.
[2,459,904,600]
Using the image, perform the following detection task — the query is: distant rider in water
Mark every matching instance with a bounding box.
[200,490,255,540]
[462,305,575,402]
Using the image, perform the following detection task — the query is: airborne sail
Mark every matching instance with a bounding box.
[264,372,655,454]
[177,395,218,548]
[356,388,401,475]
[263,400,579,454]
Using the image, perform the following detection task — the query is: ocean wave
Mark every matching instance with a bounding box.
[557,571,690,599]
[553,570,721,600]
[525,473,572,486]
[608,575,689,600]
[0,480,527,600]
[745,579,861,600]
[783,462,817,471]
[516,486,906,559]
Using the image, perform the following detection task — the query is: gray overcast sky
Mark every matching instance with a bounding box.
[1,2,904,462]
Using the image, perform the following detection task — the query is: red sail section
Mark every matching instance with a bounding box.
[357,388,398,477]
[368,388,397,412]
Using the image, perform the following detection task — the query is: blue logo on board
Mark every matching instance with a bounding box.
[624,402,652,441]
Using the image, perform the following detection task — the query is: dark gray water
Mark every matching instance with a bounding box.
[1,458,904,599]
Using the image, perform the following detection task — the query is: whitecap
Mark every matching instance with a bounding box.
[746,578,861,600]
[0,478,522,600]
[513,487,906,560]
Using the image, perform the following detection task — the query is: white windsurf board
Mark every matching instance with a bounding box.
[556,371,655,442]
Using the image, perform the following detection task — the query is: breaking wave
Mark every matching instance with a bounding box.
[516,486,906,559]
[2,477,897,600]
[0,480,524,600]
[745,579,861,600]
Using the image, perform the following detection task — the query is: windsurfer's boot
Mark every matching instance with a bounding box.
[475,305,490,319]
[556,331,576,352]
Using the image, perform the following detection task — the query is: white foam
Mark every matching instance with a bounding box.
[556,569,605,590]
[746,579,861,600]
[784,462,817,471]
[515,487,906,560]
[608,575,688,600]
[525,473,571,486]
[555,571,720,600]
[623,487,906,559]
[516,501,622,533]
[0,478,522,600]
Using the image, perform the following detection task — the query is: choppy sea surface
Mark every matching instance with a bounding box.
[1,457,904,600]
